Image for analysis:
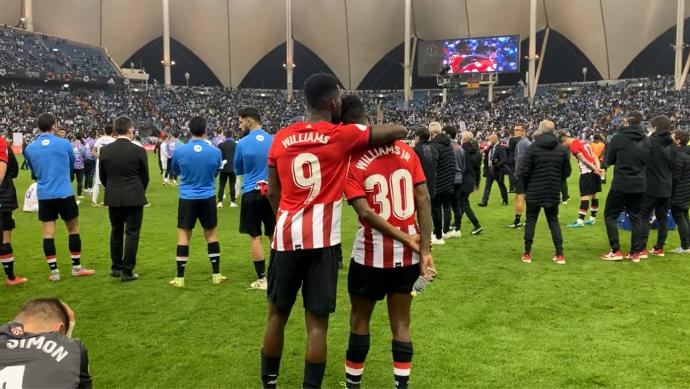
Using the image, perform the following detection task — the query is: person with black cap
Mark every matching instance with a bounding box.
[601,111,650,262]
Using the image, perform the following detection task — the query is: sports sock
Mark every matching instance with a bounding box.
[578,200,590,221]
[68,234,81,267]
[591,199,599,218]
[345,333,370,388]
[303,361,326,389]
[43,238,58,271]
[254,260,266,279]
[176,245,189,278]
[0,243,15,280]
[514,214,521,225]
[392,340,413,389]
[208,241,220,274]
[260,350,281,389]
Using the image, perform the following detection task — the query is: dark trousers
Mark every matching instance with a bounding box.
[165,158,177,180]
[217,172,237,203]
[506,164,516,192]
[561,181,569,201]
[457,190,480,229]
[671,206,690,250]
[20,157,28,170]
[156,154,164,175]
[432,192,453,239]
[604,190,645,253]
[524,202,563,255]
[108,206,144,275]
[481,171,508,204]
[84,159,96,190]
[74,169,85,196]
[641,196,670,250]
[452,184,462,229]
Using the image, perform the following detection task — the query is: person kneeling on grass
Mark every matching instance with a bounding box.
[516,120,571,264]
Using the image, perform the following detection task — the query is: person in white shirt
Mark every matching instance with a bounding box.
[91,125,116,206]
[160,136,169,184]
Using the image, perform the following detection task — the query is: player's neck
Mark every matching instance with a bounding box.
[307,109,331,123]
[191,136,205,141]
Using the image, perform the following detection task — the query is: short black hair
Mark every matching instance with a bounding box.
[104,125,114,136]
[113,116,133,136]
[443,126,457,139]
[224,129,233,138]
[593,134,603,141]
[15,298,69,334]
[415,127,431,141]
[238,107,261,123]
[304,73,340,108]
[341,95,367,125]
[188,116,207,136]
[650,115,672,134]
[557,130,570,143]
[37,113,56,132]
[675,130,690,145]
[626,111,643,127]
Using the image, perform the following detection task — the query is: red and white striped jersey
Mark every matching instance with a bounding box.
[569,139,597,174]
[268,121,371,251]
[345,141,426,268]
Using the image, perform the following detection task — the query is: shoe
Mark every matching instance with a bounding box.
[431,237,446,245]
[671,247,690,254]
[567,221,585,228]
[584,218,596,225]
[217,202,223,208]
[471,226,484,235]
[507,223,523,229]
[552,255,566,265]
[601,250,624,261]
[230,202,238,208]
[91,202,100,208]
[48,271,61,282]
[71,267,96,277]
[444,230,461,238]
[625,252,641,263]
[162,181,169,186]
[212,273,228,285]
[501,201,509,206]
[169,277,185,288]
[650,248,665,257]
[250,277,267,290]
[638,250,649,259]
[562,197,570,205]
[110,270,122,278]
[5,276,28,286]
[75,200,81,206]
[77,195,84,199]
[521,253,532,264]
[121,274,139,282]
[477,203,487,207]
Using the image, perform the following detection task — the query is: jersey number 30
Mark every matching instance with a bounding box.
[0,365,25,389]
[364,169,414,220]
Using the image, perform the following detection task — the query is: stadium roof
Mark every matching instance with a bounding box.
[1,0,688,88]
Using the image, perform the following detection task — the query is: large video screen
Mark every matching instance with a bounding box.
[442,35,520,74]
[417,35,520,76]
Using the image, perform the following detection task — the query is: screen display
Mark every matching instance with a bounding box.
[442,35,520,74]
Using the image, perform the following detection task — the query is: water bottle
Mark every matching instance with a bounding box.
[410,269,436,297]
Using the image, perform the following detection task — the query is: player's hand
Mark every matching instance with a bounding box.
[420,253,436,282]
[406,234,421,253]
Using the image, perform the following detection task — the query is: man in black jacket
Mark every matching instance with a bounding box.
[413,127,439,200]
[0,135,26,285]
[640,116,675,256]
[670,130,690,254]
[601,111,649,262]
[516,120,571,264]
[506,128,519,193]
[217,129,237,208]
[429,122,456,244]
[458,131,483,235]
[479,133,508,207]
[99,116,149,282]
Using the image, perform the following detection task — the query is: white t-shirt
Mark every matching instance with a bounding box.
[23,183,38,212]
[94,135,116,158]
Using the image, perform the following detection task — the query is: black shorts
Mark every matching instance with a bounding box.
[0,212,15,231]
[38,197,79,222]
[239,190,276,237]
[579,173,602,196]
[178,196,217,230]
[514,177,526,195]
[267,245,342,316]
[348,261,420,301]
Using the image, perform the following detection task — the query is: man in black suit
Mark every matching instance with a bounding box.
[217,129,237,208]
[99,116,149,282]
[479,134,508,206]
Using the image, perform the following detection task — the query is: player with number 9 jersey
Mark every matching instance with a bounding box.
[345,141,426,269]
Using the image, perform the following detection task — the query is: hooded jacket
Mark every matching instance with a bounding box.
[671,144,690,209]
[604,126,649,194]
[460,141,482,193]
[645,131,674,198]
[516,132,571,207]
[430,133,456,195]
[414,140,439,198]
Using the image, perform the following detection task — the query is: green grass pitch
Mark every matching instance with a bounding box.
[2,154,690,388]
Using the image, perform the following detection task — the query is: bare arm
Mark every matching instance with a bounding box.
[413,183,435,277]
[350,198,418,250]
[369,124,408,147]
[267,166,281,213]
